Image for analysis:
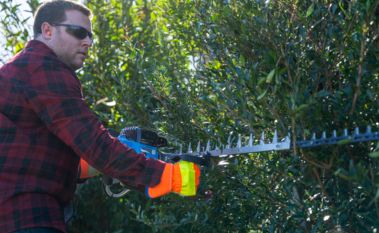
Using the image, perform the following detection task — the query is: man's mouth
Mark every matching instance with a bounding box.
[78,51,87,57]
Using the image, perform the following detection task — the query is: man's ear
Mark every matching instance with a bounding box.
[41,22,53,40]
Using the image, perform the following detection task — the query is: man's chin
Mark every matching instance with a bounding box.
[70,61,84,71]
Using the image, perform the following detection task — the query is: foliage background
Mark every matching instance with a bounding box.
[1,0,379,232]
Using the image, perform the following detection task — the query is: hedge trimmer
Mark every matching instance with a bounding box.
[103,125,379,197]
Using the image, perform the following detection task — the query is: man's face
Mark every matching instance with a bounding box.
[48,10,92,70]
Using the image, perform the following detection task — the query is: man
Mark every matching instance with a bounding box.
[0,1,200,233]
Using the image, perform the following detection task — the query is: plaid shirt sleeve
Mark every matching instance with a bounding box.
[2,40,166,187]
[26,51,166,188]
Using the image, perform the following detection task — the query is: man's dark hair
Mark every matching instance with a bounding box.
[33,0,91,38]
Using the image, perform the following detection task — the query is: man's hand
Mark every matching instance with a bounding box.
[146,160,200,198]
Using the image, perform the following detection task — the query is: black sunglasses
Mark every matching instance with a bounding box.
[52,23,93,41]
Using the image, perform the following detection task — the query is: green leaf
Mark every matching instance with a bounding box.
[306,3,314,17]
[375,142,379,150]
[293,104,309,114]
[317,90,330,97]
[337,138,352,145]
[258,77,267,86]
[104,100,116,107]
[334,168,351,180]
[266,69,275,84]
[257,89,268,100]
[369,151,379,158]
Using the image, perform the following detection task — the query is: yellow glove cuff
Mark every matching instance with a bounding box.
[146,161,200,198]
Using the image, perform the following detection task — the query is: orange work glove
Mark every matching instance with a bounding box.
[146,160,201,198]
[79,158,100,179]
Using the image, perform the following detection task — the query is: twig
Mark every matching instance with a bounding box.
[300,149,334,170]
[349,37,366,114]
[312,167,329,201]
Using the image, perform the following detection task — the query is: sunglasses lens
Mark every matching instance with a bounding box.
[66,26,92,40]
[68,27,86,39]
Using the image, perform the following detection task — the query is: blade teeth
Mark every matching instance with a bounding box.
[285,134,290,142]
[354,127,359,135]
[260,131,265,145]
[177,126,379,154]
[248,133,254,147]
[182,126,379,154]
[174,142,178,153]
[227,134,232,149]
[187,143,192,153]
[237,134,241,148]
[206,140,210,151]
[215,138,220,150]
[366,125,372,134]
[272,129,278,144]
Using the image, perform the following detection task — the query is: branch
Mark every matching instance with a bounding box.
[350,34,366,114]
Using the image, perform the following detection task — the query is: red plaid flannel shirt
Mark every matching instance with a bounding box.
[0,40,165,233]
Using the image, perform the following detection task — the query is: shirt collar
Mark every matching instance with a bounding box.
[25,40,76,73]
[24,40,58,58]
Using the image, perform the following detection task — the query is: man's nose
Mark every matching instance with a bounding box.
[82,35,93,47]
